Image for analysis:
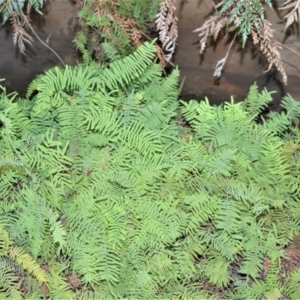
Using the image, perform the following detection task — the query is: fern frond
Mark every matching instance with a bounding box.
[97,41,157,91]
[280,0,300,30]
[10,14,34,54]
[243,83,274,119]
[102,42,122,62]
[47,261,74,300]
[283,269,300,299]
[0,257,22,300]
[197,254,231,288]
[155,0,178,62]
[281,94,300,125]
[8,246,47,284]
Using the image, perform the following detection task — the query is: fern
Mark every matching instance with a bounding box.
[0,257,22,300]
[75,0,164,61]
[0,224,47,298]
[242,82,274,119]
[1,43,300,298]
[194,1,287,83]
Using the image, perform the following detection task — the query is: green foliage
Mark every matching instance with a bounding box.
[1,41,300,298]
[75,0,163,62]
[0,0,43,23]
[219,0,273,43]
[0,223,48,298]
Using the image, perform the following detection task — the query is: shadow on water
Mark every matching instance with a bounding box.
[174,0,300,108]
[0,0,79,97]
[0,0,299,106]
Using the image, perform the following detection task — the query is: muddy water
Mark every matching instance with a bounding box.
[175,1,300,107]
[0,0,78,97]
[0,0,300,106]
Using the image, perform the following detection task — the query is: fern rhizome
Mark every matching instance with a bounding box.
[1,41,300,299]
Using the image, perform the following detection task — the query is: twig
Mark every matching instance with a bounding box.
[213,33,236,77]
[22,13,66,66]
[277,41,300,59]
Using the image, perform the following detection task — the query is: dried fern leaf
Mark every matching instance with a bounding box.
[280,0,300,30]
[155,0,178,62]
[251,20,287,84]
[10,14,34,54]
[194,15,228,54]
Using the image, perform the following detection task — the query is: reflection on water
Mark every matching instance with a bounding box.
[175,1,300,106]
[0,0,78,97]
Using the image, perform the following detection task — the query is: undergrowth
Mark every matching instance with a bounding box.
[1,42,300,299]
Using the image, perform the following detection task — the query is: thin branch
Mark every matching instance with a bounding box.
[214,33,236,77]
[22,13,66,66]
[277,41,300,59]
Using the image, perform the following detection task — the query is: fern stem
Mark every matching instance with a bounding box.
[277,41,300,59]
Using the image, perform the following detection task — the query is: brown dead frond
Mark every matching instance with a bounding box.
[193,0,227,54]
[93,0,142,47]
[213,34,236,77]
[155,0,178,63]
[194,15,228,54]
[156,44,167,67]
[122,18,142,48]
[194,1,288,84]
[86,0,143,55]
[193,12,230,79]
[10,11,65,66]
[26,3,32,17]
[280,0,300,30]
[251,19,287,84]
[131,28,142,47]
[262,257,271,278]
[10,14,34,54]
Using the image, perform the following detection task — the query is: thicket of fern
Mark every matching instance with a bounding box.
[1,41,300,299]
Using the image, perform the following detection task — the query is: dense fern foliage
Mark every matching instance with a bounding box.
[1,41,300,298]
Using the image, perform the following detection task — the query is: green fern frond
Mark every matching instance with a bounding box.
[243,82,274,119]
[74,31,93,64]
[262,112,290,134]
[0,257,22,300]
[8,246,47,284]
[97,41,157,91]
[2,35,300,298]
[201,255,232,288]
[47,261,74,300]
[102,42,122,62]
[282,94,300,125]
[283,269,300,300]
